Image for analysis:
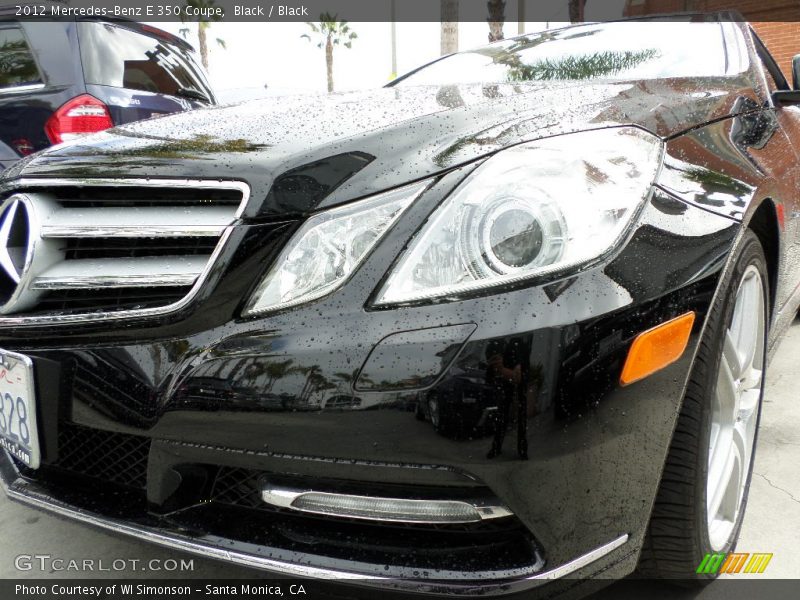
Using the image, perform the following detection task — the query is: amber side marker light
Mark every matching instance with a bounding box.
[620,312,696,386]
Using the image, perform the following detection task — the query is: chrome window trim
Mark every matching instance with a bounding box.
[0,448,628,591]
[0,178,250,326]
[0,83,45,95]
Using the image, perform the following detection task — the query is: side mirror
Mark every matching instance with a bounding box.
[773,55,800,106]
[793,54,800,90]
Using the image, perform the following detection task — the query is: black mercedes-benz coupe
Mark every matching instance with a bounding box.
[1,14,799,598]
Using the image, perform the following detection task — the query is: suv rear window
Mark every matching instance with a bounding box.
[78,22,212,99]
[0,26,42,89]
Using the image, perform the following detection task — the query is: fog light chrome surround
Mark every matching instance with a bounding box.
[261,483,513,524]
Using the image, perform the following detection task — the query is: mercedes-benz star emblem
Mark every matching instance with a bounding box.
[0,200,28,283]
[0,197,31,307]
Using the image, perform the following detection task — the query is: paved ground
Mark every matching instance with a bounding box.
[2,320,799,592]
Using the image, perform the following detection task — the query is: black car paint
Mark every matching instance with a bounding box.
[6,72,767,218]
[0,17,211,168]
[1,18,799,596]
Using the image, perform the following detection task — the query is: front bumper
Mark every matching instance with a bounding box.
[0,451,632,595]
[0,187,738,595]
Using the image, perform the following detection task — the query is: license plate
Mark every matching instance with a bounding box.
[0,349,39,469]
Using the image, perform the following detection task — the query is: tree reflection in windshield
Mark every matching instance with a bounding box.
[395,21,728,87]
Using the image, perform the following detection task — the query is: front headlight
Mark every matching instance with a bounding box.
[245,181,430,315]
[375,127,662,306]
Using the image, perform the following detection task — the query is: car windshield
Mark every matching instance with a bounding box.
[78,22,213,100]
[396,20,731,86]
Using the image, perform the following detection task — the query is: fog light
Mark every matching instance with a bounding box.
[261,484,512,523]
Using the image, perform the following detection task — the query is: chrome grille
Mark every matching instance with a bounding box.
[0,178,248,322]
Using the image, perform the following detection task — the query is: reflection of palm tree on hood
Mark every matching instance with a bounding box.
[333,369,373,392]
[264,359,298,392]
[505,49,659,82]
[472,40,659,82]
[297,365,323,403]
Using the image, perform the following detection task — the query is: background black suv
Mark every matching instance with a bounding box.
[0,9,214,171]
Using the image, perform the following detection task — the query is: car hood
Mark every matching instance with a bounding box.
[3,77,762,217]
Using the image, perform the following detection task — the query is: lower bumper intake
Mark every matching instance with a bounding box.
[1,447,629,595]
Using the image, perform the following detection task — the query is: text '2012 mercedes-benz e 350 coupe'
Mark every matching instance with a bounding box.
[1,14,800,598]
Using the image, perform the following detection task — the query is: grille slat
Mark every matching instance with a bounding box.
[41,206,234,238]
[32,256,208,289]
[60,237,219,260]
[26,182,243,207]
[37,287,187,313]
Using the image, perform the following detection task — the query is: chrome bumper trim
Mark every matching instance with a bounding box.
[0,450,628,594]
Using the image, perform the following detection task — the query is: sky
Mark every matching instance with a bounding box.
[147,0,628,103]
[151,21,551,101]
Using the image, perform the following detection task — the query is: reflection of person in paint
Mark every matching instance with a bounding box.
[486,338,529,460]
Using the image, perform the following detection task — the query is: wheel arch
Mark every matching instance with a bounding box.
[745,199,780,316]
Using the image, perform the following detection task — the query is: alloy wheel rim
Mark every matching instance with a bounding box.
[706,264,764,551]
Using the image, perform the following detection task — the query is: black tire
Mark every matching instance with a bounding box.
[638,230,769,581]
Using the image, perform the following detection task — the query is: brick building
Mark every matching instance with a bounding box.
[624,0,800,81]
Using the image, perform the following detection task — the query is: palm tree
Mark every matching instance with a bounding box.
[303,371,332,406]
[301,14,358,93]
[487,0,505,42]
[296,365,322,403]
[569,0,589,23]
[332,368,373,392]
[244,361,268,388]
[264,359,297,393]
[180,0,226,71]
[440,0,459,55]
[313,379,338,405]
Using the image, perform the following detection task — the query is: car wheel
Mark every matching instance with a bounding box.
[639,229,768,581]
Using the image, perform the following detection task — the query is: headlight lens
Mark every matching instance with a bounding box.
[375,127,662,305]
[245,181,429,315]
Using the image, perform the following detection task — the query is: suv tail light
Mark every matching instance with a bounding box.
[11,138,35,156]
[45,94,114,144]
